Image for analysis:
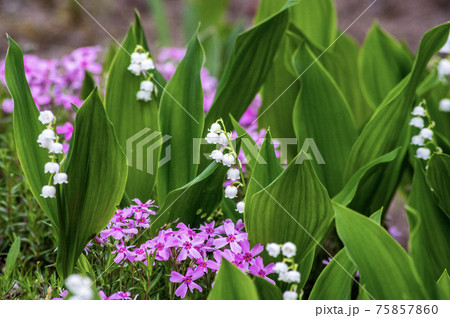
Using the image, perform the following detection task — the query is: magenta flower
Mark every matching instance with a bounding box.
[240,241,263,269]
[112,243,135,263]
[131,198,157,215]
[214,221,247,253]
[56,122,74,141]
[249,256,275,284]
[176,234,204,262]
[170,268,203,299]
[199,221,217,237]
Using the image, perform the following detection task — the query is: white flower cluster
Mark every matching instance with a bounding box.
[127,49,156,102]
[266,242,300,300]
[65,274,94,300]
[207,121,245,213]
[37,110,68,198]
[409,104,434,161]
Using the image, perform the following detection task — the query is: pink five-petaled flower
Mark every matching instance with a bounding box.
[131,198,157,215]
[195,252,221,275]
[240,240,264,270]
[199,221,216,237]
[170,268,203,299]
[112,243,135,263]
[213,221,247,253]
[176,234,204,262]
[249,256,276,284]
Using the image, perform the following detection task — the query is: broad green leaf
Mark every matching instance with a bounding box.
[426,153,450,218]
[80,71,95,100]
[309,209,382,300]
[407,160,450,284]
[333,148,400,206]
[246,152,334,263]
[253,277,283,300]
[4,236,21,283]
[246,131,283,205]
[60,89,128,277]
[344,22,450,214]
[437,270,450,299]
[320,33,373,131]
[293,42,358,197]
[208,260,259,300]
[203,1,297,133]
[359,23,413,108]
[230,114,259,171]
[290,0,337,48]
[6,37,58,226]
[335,203,429,299]
[105,21,163,202]
[152,162,227,230]
[157,32,205,205]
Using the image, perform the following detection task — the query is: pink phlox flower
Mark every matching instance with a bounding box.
[176,222,198,238]
[199,221,217,237]
[221,249,244,269]
[112,243,135,263]
[176,234,204,262]
[170,268,203,299]
[240,240,263,267]
[249,256,275,284]
[131,198,157,215]
[213,221,247,253]
[56,122,74,141]
[133,246,148,262]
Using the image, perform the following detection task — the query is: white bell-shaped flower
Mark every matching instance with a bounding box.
[411,135,425,146]
[281,242,297,258]
[266,243,280,257]
[419,128,433,140]
[222,153,236,167]
[416,147,431,160]
[438,59,450,77]
[236,201,245,213]
[409,117,424,129]
[210,150,223,162]
[44,162,60,174]
[137,90,151,102]
[38,110,54,125]
[141,58,155,71]
[273,262,288,274]
[286,270,301,283]
[127,63,142,76]
[140,80,154,92]
[224,185,238,199]
[411,106,425,117]
[209,123,221,133]
[41,185,56,198]
[205,132,220,144]
[439,99,450,112]
[227,168,240,181]
[54,173,68,185]
[283,291,298,300]
[49,142,64,154]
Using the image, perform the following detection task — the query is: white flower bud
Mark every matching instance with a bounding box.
[209,123,221,133]
[439,99,450,112]
[38,110,54,125]
[141,58,155,71]
[273,262,288,273]
[224,185,238,199]
[227,168,240,181]
[419,128,433,140]
[41,185,56,198]
[236,201,245,213]
[49,142,64,154]
[222,153,236,167]
[286,270,301,283]
[411,106,425,117]
[210,150,223,162]
[127,63,142,76]
[281,242,297,258]
[44,162,60,174]
[136,90,151,102]
[283,290,298,300]
[416,147,431,160]
[266,243,280,257]
[411,135,425,146]
[219,132,230,146]
[409,117,424,129]
[131,52,145,64]
[54,173,68,185]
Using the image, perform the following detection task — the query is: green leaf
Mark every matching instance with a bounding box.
[204,1,297,132]
[320,33,373,131]
[245,130,283,205]
[290,0,338,48]
[105,22,163,202]
[426,153,450,218]
[333,148,400,206]
[157,31,205,205]
[246,152,334,263]
[152,162,227,230]
[406,160,450,284]
[80,71,95,100]
[207,260,259,300]
[229,114,259,171]
[335,203,429,299]
[60,89,128,277]
[309,209,381,300]
[4,236,21,283]
[293,42,358,197]
[6,37,58,226]
[359,22,413,108]
[344,22,450,214]
[253,277,283,300]
[437,269,450,299]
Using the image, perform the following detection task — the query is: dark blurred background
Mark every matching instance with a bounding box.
[0,0,449,59]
